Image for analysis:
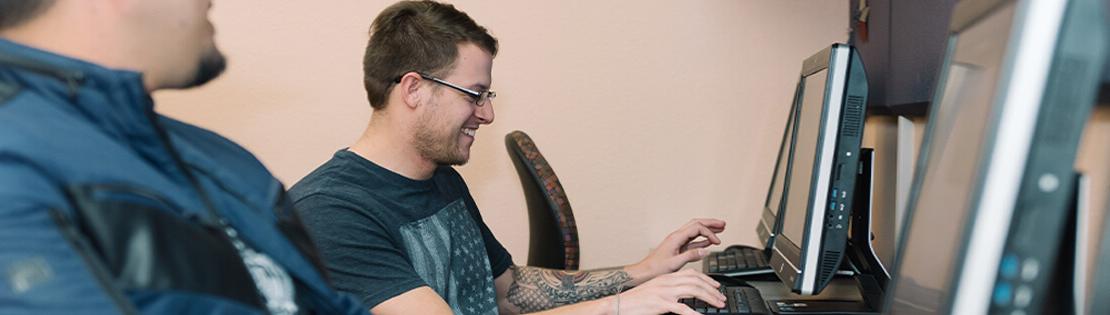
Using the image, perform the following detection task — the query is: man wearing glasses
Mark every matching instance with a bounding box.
[290,1,727,314]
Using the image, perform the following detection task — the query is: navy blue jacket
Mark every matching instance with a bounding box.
[0,39,365,314]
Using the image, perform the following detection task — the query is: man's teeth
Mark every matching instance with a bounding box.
[462,128,476,137]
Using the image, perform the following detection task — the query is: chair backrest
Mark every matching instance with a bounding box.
[504,131,580,270]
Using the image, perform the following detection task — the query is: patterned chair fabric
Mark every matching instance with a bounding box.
[505,131,580,270]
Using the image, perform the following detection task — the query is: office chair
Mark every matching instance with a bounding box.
[505,130,580,271]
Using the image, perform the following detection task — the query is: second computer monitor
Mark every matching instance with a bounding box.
[769,43,868,295]
[756,81,800,248]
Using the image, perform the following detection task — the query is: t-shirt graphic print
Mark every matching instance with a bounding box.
[399,199,498,315]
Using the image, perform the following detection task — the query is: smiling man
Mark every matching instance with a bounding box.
[289,1,729,315]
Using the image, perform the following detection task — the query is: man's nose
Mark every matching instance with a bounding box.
[475,101,495,124]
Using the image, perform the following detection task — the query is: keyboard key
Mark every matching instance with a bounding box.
[704,247,771,275]
[678,286,767,314]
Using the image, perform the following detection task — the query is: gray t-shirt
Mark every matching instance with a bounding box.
[289,150,512,314]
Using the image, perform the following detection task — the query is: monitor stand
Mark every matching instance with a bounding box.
[769,148,883,315]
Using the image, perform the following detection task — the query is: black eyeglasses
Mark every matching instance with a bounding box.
[394,72,496,106]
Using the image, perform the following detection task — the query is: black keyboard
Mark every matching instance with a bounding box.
[679,285,769,314]
[704,246,769,274]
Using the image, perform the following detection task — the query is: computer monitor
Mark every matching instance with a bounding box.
[756,81,801,249]
[887,0,1107,313]
[770,148,891,314]
[769,43,869,295]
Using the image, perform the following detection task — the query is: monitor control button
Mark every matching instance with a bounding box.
[1014,285,1033,308]
[1000,255,1020,279]
[992,283,1013,306]
[1021,259,1039,281]
[1038,174,1059,192]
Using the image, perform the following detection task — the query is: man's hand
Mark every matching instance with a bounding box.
[628,218,726,283]
[613,269,726,315]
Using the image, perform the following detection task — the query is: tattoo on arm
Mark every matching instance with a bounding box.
[505,265,632,313]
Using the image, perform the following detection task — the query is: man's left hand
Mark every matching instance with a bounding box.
[626,218,726,284]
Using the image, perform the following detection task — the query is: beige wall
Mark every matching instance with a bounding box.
[154,1,848,268]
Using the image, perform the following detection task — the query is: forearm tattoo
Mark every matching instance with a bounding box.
[506,265,632,313]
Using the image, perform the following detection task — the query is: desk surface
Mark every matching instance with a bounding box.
[749,277,862,301]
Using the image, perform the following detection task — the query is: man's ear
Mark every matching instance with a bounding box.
[398,72,425,110]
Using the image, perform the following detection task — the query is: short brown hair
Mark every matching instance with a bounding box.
[362,1,498,109]
[0,0,54,30]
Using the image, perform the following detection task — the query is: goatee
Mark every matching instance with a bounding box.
[186,48,227,88]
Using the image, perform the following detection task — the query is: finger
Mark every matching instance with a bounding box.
[693,225,722,246]
[675,247,710,264]
[671,224,721,249]
[681,239,713,252]
[665,225,696,246]
[683,225,719,247]
[666,302,700,315]
[678,280,727,309]
[676,224,721,247]
[670,269,723,290]
[690,218,727,232]
[670,273,727,307]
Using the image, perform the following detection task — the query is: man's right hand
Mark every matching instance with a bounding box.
[614,269,727,315]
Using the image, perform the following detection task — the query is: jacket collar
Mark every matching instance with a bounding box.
[0,38,158,145]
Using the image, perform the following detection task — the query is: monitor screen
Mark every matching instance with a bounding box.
[890,2,1016,313]
[761,99,797,232]
[781,69,828,245]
